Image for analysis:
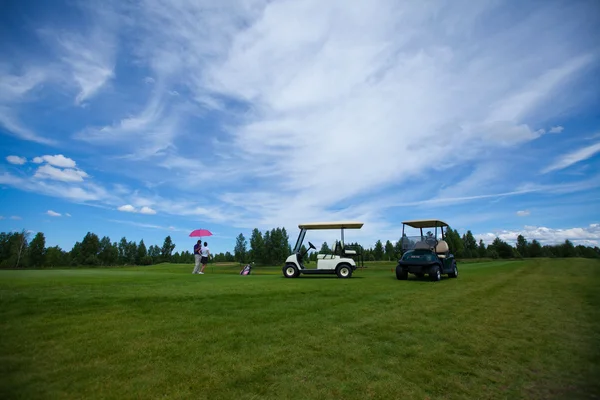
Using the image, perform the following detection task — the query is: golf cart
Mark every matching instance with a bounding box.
[396,219,458,282]
[282,221,364,279]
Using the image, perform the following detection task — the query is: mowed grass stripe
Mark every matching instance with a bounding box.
[0,259,598,399]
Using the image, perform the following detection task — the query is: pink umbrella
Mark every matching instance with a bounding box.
[189,229,213,237]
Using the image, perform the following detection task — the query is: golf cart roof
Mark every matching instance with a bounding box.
[402,219,449,228]
[298,221,364,230]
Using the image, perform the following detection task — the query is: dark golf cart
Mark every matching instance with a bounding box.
[396,219,458,282]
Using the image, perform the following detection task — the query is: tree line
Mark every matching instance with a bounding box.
[1,226,598,269]
[233,227,599,263]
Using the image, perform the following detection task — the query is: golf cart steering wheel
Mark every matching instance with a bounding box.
[308,241,316,250]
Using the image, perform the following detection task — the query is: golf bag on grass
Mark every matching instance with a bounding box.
[240,262,254,275]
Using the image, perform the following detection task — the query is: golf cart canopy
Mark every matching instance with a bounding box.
[298,221,364,230]
[402,219,449,229]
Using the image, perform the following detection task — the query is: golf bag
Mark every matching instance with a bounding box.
[240,263,253,275]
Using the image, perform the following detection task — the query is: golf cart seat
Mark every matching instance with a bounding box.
[435,240,449,258]
[414,241,432,250]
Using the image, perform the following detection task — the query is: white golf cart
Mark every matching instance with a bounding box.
[282,221,364,279]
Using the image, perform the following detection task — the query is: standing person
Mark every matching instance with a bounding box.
[192,240,203,274]
[200,241,211,274]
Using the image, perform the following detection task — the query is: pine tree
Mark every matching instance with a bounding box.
[234,233,247,263]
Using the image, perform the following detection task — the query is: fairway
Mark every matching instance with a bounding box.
[1,259,599,399]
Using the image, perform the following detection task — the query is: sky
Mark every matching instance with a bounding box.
[1,0,600,254]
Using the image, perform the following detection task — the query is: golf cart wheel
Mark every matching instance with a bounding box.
[429,265,441,282]
[395,266,408,280]
[283,264,299,278]
[449,263,458,278]
[336,264,352,279]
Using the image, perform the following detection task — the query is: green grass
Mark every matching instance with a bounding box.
[1,259,599,399]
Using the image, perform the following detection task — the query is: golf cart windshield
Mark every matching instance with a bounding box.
[401,235,439,251]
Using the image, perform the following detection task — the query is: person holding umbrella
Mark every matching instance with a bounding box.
[189,229,213,275]
[192,240,203,274]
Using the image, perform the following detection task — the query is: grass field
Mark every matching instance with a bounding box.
[1,259,599,399]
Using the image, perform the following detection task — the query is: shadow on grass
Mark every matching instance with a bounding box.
[389,275,455,283]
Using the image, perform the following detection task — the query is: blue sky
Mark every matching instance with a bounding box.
[1,0,599,254]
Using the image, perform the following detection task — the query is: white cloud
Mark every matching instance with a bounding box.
[32,154,77,168]
[117,204,156,215]
[549,126,564,134]
[118,204,136,213]
[516,210,530,217]
[542,142,600,174]
[34,164,89,182]
[0,216,4,220]
[144,76,155,84]
[139,206,157,215]
[10,216,21,220]
[476,224,600,246]
[122,0,598,230]
[6,155,27,165]
[65,213,72,217]
[47,210,61,217]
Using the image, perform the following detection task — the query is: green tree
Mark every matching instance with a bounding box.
[462,230,477,258]
[118,237,128,264]
[249,228,264,264]
[16,230,30,268]
[148,245,161,262]
[478,239,487,258]
[281,227,291,258]
[98,236,115,266]
[137,239,148,264]
[126,241,138,264]
[81,232,100,265]
[384,240,395,260]
[161,236,176,262]
[394,237,404,256]
[490,237,513,259]
[234,233,248,263]
[529,239,542,257]
[373,240,384,261]
[446,228,465,258]
[320,241,331,254]
[28,232,46,267]
[270,228,283,263]
[560,240,576,257]
[516,235,529,258]
[263,230,272,265]
[45,246,64,267]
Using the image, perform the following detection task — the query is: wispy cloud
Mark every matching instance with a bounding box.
[549,126,564,134]
[47,210,61,217]
[10,216,21,220]
[476,224,600,247]
[108,219,190,233]
[50,10,118,105]
[0,64,58,145]
[0,106,57,145]
[516,210,530,217]
[542,142,600,174]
